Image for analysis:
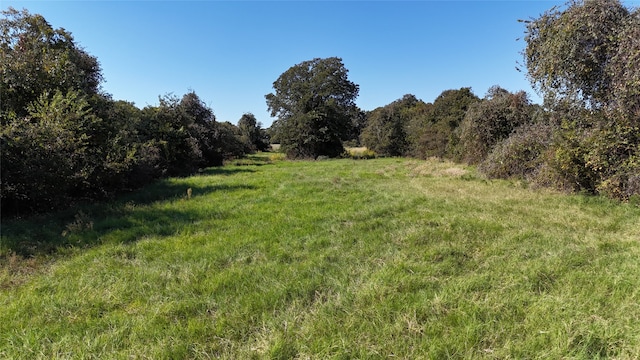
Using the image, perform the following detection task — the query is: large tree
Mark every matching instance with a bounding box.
[523,0,629,110]
[265,57,359,159]
[523,0,640,199]
[361,94,426,157]
[1,8,102,119]
[411,88,479,158]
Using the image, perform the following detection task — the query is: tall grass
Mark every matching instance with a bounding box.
[1,156,639,358]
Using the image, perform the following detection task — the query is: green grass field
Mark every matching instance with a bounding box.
[2,155,640,359]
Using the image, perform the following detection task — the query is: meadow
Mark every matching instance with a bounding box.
[1,155,640,359]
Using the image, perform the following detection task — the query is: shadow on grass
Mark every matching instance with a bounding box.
[200,167,257,176]
[1,181,256,257]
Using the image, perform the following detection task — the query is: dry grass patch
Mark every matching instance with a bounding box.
[405,158,470,178]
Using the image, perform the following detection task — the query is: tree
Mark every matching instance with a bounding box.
[608,8,640,122]
[361,94,425,156]
[523,0,640,199]
[457,86,533,164]
[212,121,248,161]
[138,92,230,175]
[1,8,102,119]
[523,0,628,110]
[410,88,479,158]
[1,90,101,213]
[265,57,359,159]
[238,113,269,152]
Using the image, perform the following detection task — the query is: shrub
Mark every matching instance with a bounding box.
[480,122,555,180]
[1,91,100,215]
[457,87,533,164]
[409,88,479,159]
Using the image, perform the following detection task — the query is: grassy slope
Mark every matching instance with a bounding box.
[1,156,640,359]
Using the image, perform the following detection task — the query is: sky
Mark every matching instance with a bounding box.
[4,1,638,127]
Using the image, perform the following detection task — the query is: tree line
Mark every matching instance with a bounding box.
[2,0,638,218]
[267,0,639,202]
[1,8,268,217]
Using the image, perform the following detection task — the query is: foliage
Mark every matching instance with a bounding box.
[479,120,555,180]
[361,94,430,157]
[523,0,640,200]
[1,90,100,213]
[0,8,102,119]
[457,86,534,164]
[237,113,269,152]
[410,88,479,158]
[343,108,368,147]
[0,9,248,217]
[585,117,640,200]
[522,0,629,109]
[212,121,247,161]
[266,57,359,159]
[608,9,640,122]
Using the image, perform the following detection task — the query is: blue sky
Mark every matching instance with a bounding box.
[4,1,638,126]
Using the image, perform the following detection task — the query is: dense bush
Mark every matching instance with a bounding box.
[456,87,533,164]
[1,9,248,217]
[522,0,640,200]
[585,117,640,200]
[479,121,555,180]
[1,91,99,213]
[237,113,270,153]
[410,88,479,159]
[361,106,408,156]
[361,94,429,157]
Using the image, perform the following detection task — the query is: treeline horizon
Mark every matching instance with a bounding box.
[2,0,639,218]
[0,8,270,218]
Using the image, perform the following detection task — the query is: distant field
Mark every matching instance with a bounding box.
[2,156,640,358]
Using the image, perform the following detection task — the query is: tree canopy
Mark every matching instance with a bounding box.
[1,9,250,217]
[361,94,427,157]
[523,0,631,111]
[1,7,102,120]
[412,88,479,158]
[238,113,269,152]
[457,86,534,164]
[522,0,640,199]
[266,57,359,159]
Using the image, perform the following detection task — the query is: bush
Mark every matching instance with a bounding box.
[597,164,640,201]
[457,87,533,164]
[480,122,556,180]
[1,91,100,215]
[408,88,479,159]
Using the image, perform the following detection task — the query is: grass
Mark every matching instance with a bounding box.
[1,155,640,358]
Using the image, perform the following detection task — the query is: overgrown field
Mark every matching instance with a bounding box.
[1,156,640,359]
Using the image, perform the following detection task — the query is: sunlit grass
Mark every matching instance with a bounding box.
[1,157,640,358]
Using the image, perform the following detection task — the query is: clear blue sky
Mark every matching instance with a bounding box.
[4,1,638,126]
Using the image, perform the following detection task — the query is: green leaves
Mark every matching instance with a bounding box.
[1,8,102,119]
[266,57,359,159]
[522,0,640,200]
[523,0,630,110]
[457,87,534,164]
